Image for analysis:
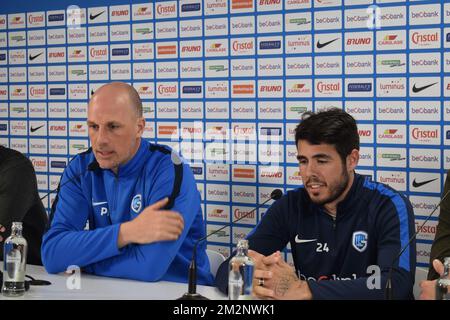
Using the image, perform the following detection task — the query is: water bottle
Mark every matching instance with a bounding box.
[436,257,450,300]
[2,222,28,297]
[228,239,254,300]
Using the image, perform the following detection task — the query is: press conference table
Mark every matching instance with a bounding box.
[0,265,226,300]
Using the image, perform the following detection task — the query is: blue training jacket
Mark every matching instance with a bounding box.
[42,139,213,285]
[216,174,416,299]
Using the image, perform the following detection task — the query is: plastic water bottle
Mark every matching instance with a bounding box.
[2,222,28,297]
[436,257,450,300]
[228,239,254,300]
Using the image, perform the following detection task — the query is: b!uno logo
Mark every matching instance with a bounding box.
[111,10,129,17]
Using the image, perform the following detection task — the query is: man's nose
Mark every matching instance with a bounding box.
[96,126,109,145]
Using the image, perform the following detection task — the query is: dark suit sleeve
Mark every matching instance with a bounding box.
[428,174,450,280]
[0,156,39,239]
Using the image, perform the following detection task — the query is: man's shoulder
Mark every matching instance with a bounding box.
[358,175,412,213]
[0,146,32,170]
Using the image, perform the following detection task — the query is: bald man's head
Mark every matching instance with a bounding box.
[90,82,143,118]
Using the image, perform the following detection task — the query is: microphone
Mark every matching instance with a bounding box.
[177,188,283,300]
[385,189,450,299]
[40,161,100,201]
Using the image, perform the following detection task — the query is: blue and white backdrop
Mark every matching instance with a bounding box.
[0,0,449,271]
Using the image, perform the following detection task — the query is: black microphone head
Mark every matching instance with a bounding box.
[270,189,283,200]
[88,161,100,171]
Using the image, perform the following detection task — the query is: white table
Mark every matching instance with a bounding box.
[1,265,226,300]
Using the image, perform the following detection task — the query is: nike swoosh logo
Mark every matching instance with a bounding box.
[412,82,437,93]
[29,52,43,61]
[295,235,317,244]
[89,11,105,20]
[30,125,44,132]
[316,38,339,49]
[412,178,438,188]
[92,201,108,206]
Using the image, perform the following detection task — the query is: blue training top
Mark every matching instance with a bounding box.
[42,139,213,285]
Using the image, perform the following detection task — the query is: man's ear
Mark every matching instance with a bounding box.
[136,117,145,137]
[347,149,359,171]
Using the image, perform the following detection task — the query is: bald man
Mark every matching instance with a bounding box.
[42,82,213,285]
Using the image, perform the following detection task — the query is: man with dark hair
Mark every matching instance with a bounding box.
[215,108,416,299]
[42,82,213,284]
[0,146,48,265]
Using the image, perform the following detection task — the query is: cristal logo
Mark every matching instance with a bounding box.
[29,87,45,96]
[32,159,46,167]
[234,209,254,219]
[232,40,253,52]
[415,223,436,235]
[90,48,106,58]
[412,128,438,140]
[260,85,282,92]
[233,125,254,135]
[412,32,438,45]
[158,84,176,94]
[157,4,176,15]
[111,10,129,16]
[316,81,340,93]
[28,14,44,24]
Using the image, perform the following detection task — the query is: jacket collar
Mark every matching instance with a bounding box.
[89,139,149,178]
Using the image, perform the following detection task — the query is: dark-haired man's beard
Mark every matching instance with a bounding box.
[307,167,350,206]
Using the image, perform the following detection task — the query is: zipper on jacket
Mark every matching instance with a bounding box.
[111,175,119,224]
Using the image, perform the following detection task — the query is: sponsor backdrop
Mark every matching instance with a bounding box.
[0,0,448,271]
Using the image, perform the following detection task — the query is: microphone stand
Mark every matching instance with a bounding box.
[177,189,283,300]
[385,189,450,299]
